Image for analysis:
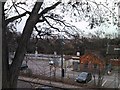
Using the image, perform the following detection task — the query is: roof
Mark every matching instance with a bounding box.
[64,55,80,61]
[80,53,105,67]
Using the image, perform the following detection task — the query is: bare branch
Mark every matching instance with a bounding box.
[87,0,113,14]
[45,15,66,25]
[34,25,51,38]
[44,15,77,28]
[5,5,13,15]
[34,25,41,35]
[6,11,29,25]
[39,1,61,17]
[16,2,26,5]
[11,0,22,21]
[34,25,39,32]
[15,5,31,14]
[44,15,83,36]
[44,17,60,32]
[38,19,45,22]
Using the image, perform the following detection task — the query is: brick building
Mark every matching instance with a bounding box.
[79,53,105,73]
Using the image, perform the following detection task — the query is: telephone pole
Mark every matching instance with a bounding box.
[61,37,64,78]
[59,34,64,78]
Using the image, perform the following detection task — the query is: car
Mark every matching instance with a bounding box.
[20,64,28,70]
[75,72,92,83]
[9,61,28,70]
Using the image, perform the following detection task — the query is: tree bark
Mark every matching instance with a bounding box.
[2,2,43,88]
[9,2,43,88]
[2,2,10,88]
[2,0,61,88]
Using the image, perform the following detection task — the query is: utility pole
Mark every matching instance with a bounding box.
[49,60,54,84]
[61,37,64,78]
[59,35,64,79]
[114,47,120,88]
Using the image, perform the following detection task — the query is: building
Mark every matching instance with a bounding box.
[79,53,105,73]
[110,59,120,66]
[106,45,120,59]
[106,45,120,67]
[63,55,80,71]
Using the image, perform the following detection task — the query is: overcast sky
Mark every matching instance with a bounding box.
[5,0,119,38]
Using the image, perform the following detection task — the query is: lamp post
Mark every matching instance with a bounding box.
[35,46,38,59]
[49,60,54,84]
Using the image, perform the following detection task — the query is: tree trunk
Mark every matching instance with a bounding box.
[2,0,61,88]
[2,2,11,88]
[2,2,43,88]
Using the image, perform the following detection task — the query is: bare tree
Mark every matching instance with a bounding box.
[2,0,61,88]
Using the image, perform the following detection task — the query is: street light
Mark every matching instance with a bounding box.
[49,60,54,84]
[53,51,57,78]
[35,46,38,59]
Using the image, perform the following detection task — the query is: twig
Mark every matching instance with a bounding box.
[44,17,60,32]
